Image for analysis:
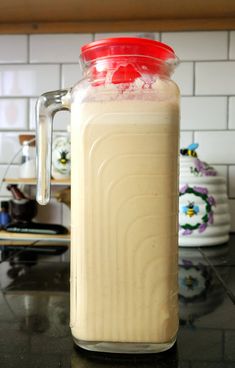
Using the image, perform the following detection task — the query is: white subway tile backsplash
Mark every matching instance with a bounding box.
[52,111,70,132]
[229,31,235,59]
[180,131,193,148]
[0,99,27,130]
[181,97,227,130]
[29,98,37,130]
[194,131,235,164]
[195,62,235,95]
[0,65,60,97]
[61,64,82,88]
[229,199,235,231]
[173,62,193,95]
[212,165,229,195]
[94,32,158,41]
[30,34,92,63]
[0,132,22,164]
[228,97,235,129]
[0,36,28,63]
[213,165,228,181]
[29,98,69,131]
[229,166,235,197]
[162,32,228,61]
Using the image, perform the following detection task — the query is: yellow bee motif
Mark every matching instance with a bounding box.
[58,150,70,165]
[182,202,200,217]
[180,143,199,157]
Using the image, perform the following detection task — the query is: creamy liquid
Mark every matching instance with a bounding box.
[70,98,179,343]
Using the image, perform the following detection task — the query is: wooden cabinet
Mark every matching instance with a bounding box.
[0,0,235,33]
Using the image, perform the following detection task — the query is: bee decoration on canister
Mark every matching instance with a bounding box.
[58,150,70,165]
[52,135,71,179]
[182,201,200,218]
[180,143,199,158]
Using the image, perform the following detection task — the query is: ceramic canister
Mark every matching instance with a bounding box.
[179,144,230,247]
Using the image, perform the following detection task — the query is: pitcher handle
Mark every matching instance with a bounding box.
[36,89,71,205]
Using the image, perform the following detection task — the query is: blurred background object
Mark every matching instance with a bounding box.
[179,143,230,246]
[18,134,36,179]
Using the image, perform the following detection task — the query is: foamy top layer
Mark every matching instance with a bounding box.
[73,77,180,103]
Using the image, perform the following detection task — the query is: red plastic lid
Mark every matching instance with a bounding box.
[81,37,176,63]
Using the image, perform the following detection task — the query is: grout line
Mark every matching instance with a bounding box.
[0,130,68,137]
[180,59,234,62]
[26,98,30,131]
[186,93,235,97]
[226,165,230,198]
[27,34,30,63]
[0,95,57,99]
[59,64,62,89]
[192,131,195,143]
[227,30,231,60]
[182,94,235,97]
[190,128,235,132]
[182,129,235,132]
[0,62,63,68]
[20,61,82,65]
[193,61,196,96]
[180,96,228,99]
[226,96,229,129]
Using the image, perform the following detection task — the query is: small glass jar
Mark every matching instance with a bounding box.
[20,139,36,179]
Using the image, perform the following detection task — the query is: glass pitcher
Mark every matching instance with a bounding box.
[36,37,180,353]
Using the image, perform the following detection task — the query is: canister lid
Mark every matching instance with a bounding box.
[81,37,176,63]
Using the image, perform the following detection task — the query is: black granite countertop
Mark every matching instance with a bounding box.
[0,236,235,368]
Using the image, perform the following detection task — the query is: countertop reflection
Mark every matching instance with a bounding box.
[0,237,234,368]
